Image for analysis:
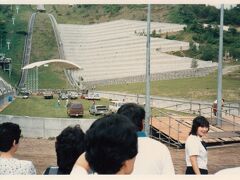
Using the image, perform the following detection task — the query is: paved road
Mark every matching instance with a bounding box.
[98,91,240,117]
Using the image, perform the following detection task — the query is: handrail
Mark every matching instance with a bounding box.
[161,103,185,109]
[18,13,36,88]
[151,107,191,145]
[168,102,240,120]
[48,14,81,89]
[198,109,240,132]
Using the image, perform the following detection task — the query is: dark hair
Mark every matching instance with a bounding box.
[85,114,138,174]
[55,125,85,174]
[117,103,145,131]
[0,122,21,152]
[189,116,209,135]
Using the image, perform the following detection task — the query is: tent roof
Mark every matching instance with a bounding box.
[22,59,83,70]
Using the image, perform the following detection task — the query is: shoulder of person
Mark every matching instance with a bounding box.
[186,134,201,144]
[18,159,36,174]
[20,159,34,165]
[138,137,170,151]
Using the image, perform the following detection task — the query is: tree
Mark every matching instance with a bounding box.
[152,29,156,37]
[191,58,198,68]
[200,45,217,61]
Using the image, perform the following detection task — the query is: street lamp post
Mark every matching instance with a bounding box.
[12,17,15,25]
[6,40,11,50]
[16,5,19,14]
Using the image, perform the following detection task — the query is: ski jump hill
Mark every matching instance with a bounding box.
[57,19,217,85]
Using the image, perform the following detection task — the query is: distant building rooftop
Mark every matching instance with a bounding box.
[36,5,46,12]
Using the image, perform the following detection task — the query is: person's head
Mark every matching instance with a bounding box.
[55,125,85,174]
[117,103,145,131]
[0,122,21,153]
[85,114,138,174]
[189,116,209,137]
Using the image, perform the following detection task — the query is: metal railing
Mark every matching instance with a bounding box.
[48,14,80,89]
[186,104,240,132]
[150,107,191,148]
[18,13,36,88]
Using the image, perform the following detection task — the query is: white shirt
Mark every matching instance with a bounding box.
[0,157,36,175]
[132,137,175,175]
[70,137,175,175]
[185,135,208,170]
[71,165,89,175]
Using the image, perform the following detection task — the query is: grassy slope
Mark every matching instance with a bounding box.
[96,69,240,102]
[1,96,109,118]
[0,5,34,86]
[31,13,71,89]
[44,5,173,24]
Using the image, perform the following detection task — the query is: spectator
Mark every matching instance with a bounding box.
[117,103,175,174]
[0,122,36,175]
[71,114,138,174]
[65,98,69,107]
[57,98,60,107]
[185,116,209,175]
[212,99,224,116]
[43,125,85,175]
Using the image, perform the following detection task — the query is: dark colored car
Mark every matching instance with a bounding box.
[43,91,53,99]
[67,103,84,117]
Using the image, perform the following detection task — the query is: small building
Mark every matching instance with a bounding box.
[36,5,46,12]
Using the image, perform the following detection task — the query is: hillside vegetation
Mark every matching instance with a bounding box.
[166,5,240,62]
[45,5,173,24]
[0,4,240,93]
[0,5,34,86]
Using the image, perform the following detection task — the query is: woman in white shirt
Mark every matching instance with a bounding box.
[0,122,36,175]
[185,116,209,175]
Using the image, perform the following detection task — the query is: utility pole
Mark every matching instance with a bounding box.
[217,4,224,126]
[145,3,151,136]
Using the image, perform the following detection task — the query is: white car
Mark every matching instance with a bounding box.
[89,105,108,116]
[68,91,78,99]
[85,93,100,100]
[108,100,125,113]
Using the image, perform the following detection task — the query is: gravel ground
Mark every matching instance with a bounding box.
[15,138,240,175]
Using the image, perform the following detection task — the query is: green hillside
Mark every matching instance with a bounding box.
[0,4,240,92]
[0,5,34,86]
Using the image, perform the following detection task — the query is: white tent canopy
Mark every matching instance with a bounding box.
[22,59,83,70]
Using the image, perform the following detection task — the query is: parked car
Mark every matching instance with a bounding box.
[67,103,84,117]
[108,100,125,113]
[19,91,30,99]
[85,93,100,100]
[59,92,68,100]
[68,91,78,99]
[43,91,53,99]
[22,92,30,99]
[89,104,108,116]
